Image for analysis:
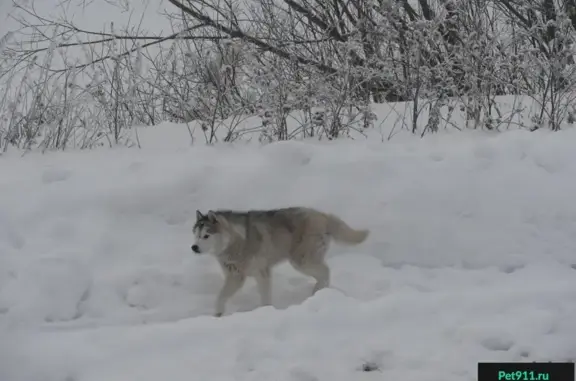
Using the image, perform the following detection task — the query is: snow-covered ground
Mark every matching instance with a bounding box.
[2,125,576,381]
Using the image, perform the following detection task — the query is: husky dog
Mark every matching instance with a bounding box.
[191,207,369,317]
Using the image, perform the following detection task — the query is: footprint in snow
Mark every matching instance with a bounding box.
[480,336,514,352]
[42,168,72,184]
[126,162,145,173]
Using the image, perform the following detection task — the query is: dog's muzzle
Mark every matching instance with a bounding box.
[191,244,200,254]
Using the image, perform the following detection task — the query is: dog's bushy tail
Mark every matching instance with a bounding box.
[325,213,369,245]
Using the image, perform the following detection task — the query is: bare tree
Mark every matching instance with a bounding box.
[2,0,576,151]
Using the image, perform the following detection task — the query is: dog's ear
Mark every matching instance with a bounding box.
[196,210,204,220]
[207,210,227,227]
[206,210,217,223]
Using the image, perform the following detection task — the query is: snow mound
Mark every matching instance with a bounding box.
[1,257,91,325]
[2,127,576,381]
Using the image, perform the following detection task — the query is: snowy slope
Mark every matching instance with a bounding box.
[2,126,576,381]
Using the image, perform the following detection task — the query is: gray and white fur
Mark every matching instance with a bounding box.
[191,207,369,317]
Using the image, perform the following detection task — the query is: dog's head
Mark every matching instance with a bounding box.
[191,210,228,254]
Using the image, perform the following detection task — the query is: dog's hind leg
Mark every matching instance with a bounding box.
[215,271,246,317]
[290,236,331,294]
[254,267,272,307]
[296,260,330,294]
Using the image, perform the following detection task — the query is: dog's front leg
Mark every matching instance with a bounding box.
[215,272,245,317]
[255,267,272,307]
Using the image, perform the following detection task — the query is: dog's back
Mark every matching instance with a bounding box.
[217,207,369,268]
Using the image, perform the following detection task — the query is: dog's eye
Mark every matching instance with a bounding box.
[203,234,210,239]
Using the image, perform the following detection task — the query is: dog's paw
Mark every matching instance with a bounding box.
[214,312,223,318]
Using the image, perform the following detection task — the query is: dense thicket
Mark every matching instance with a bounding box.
[1,0,576,149]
